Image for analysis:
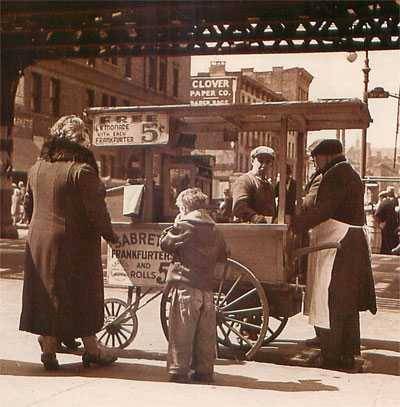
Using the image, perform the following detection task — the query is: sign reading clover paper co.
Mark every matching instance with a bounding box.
[92,112,169,146]
[190,76,237,106]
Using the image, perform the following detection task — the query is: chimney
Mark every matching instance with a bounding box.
[209,61,226,76]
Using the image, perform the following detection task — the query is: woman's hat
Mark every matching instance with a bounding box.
[309,138,343,156]
[49,115,91,148]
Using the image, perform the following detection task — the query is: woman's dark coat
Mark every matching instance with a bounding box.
[20,140,115,338]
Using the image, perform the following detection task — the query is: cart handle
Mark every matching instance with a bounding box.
[291,242,341,262]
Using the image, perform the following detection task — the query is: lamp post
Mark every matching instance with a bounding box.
[347,50,370,178]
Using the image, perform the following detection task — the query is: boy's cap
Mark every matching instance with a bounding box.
[250,146,275,159]
[309,138,343,156]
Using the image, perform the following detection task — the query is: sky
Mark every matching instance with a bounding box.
[191,50,400,150]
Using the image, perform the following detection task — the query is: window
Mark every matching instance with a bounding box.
[31,72,42,113]
[172,64,179,97]
[102,93,109,107]
[159,57,167,93]
[148,56,157,89]
[50,78,60,116]
[15,77,24,106]
[109,156,115,178]
[125,57,132,78]
[110,96,117,107]
[86,89,95,107]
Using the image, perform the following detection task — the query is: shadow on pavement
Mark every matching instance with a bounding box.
[246,338,400,376]
[116,348,245,366]
[0,359,338,392]
[114,339,399,376]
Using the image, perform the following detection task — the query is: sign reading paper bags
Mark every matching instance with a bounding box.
[107,223,172,287]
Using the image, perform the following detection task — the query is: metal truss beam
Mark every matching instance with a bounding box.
[1,1,399,60]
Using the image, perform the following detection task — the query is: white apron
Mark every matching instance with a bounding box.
[306,219,350,329]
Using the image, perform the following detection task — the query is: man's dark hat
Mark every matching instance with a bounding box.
[309,138,343,156]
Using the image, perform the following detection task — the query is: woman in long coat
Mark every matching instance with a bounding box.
[20,115,118,370]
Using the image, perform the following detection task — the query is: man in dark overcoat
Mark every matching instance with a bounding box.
[232,146,276,223]
[293,138,376,371]
[20,115,119,370]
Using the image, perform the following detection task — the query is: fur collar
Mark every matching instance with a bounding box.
[40,137,98,173]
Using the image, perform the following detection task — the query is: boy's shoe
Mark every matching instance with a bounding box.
[191,372,214,383]
[169,373,189,383]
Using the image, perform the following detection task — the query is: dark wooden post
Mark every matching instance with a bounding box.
[143,149,154,222]
[277,115,288,224]
[0,53,32,238]
[295,131,306,213]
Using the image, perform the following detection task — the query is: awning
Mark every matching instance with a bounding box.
[87,98,372,135]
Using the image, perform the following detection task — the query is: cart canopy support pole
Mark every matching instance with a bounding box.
[295,131,306,213]
[144,149,154,221]
[277,115,288,224]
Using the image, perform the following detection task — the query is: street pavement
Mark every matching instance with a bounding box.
[1,232,399,406]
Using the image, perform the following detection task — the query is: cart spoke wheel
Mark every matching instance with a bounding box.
[160,258,269,360]
[160,287,173,341]
[98,298,138,350]
[262,315,289,345]
[214,258,269,359]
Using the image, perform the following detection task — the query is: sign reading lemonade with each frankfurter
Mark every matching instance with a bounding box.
[93,112,169,146]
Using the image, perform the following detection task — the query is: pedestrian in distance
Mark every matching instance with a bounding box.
[293,138,377,372]
[10,182,21,226]
[160,188,228,383]
[375,189,399,254]
[232,146,276,223]
[19,115,119,370]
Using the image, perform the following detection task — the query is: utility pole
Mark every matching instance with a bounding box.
[361,50,370,178]
[394,85,400,169]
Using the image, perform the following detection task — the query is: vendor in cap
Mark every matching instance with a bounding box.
[232,146,276,223]
[293,138,376,372]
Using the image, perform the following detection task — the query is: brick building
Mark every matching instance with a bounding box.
[191,61,313,198]
[12,56,191,184]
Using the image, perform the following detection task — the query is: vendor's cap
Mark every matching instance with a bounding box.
[309,138,343,156]
[49,115,91,148]
[250,146,275,159]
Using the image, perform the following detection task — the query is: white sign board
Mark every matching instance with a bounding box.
[107,224,172,287]
[93,112,169,146]
[190,76,237,105]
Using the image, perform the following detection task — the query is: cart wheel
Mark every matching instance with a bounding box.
[215,258,269,359]
[97,298,138,349]
[160,287,171,341]
[160,258,269,360]
[262,316,288,345]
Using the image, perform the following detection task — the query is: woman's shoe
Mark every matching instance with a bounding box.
[41,353,60,371]
[59,338,81,351]
[82,349,117,367]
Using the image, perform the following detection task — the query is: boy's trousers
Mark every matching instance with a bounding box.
[167,284,216,376]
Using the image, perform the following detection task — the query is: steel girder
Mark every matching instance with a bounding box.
[1,1,399,60]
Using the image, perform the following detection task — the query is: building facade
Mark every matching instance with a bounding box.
[12,55,191,184]
[191,61,313,198]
